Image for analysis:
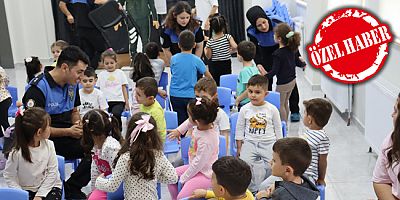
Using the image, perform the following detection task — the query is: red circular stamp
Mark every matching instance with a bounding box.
[306,8,393,84]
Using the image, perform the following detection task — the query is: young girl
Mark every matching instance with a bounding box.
[266,23,301,123]
[81,109,124,200]
[0,66,11,138]
[4,107,62,200]
[24,56,43,83]
[167,96,220,199]
[97,49,129,129]
[204,14,237,86]
[145,42,165,83]
[95,112,178,199]
[50,40,69,68]
[161,1,204,65]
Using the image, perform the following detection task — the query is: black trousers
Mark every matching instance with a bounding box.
[170,96,193,127]
[108,101,125,130]
[28,187,62,200]
[51,136,91,189]
[289,83,300,113]
[208,60,232,86]
[78,27,107,69]
[0,97,11,137]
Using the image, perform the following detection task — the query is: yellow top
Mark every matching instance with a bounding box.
[139,101,166,142]
[205,189,254,200]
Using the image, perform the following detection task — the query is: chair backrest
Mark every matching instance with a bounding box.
[218,135,226,158]
[158,72,168,90]
[217,87,232,115]
[0,188,29,200]
[180,137,191,165]
[164,111,178,130]
[229,112,239,156]
[220,74,238,93]
[265,91,280,110]
[57,155,65,181]
[156,95,166,109]
[6,86,18,106]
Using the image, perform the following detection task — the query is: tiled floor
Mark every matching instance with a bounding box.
[1,57,378,199]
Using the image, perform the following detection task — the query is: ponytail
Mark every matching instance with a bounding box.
[274,23,301,52]
[110,115,124,144]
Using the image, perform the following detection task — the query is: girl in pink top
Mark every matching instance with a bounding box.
[168,97,220,200]
[81,110,124,200]
[373,93,400,199]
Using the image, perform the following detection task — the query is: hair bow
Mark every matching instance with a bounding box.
[25,57,32,63]
[285,31,294,39]
[16,106,25,117]
[195,97,202,105]
[129,114,154,144]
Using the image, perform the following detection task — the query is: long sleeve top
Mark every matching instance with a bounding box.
[180,127,219,183]
[95,151,177,199]
[235,102,282,141]
[4,139,62,197]
[267,47,301,85]
[90,136,121,190]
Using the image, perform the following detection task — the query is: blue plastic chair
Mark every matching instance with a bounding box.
[218,135,226,158]
[229,113,239,156]
[65,159,79,171]
[156,95,166,109]
[317,185,325,200]
[57,155,65,200]
[6,86,18,117]
[217,87,232,115]
[0,188,29,200]
[220,74,238,106]
[158,72,168,90]
[164,111,180,155]
[180,136,192,165]
[106,175,124,200]
[121,85,132,118]
[265,91,280,110]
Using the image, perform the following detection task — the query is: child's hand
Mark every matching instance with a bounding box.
[158,89,167,99]
[316,179,326,186]
[98,173,105,179]
[189,189,207,199]
[167,129,181,141]
[257,64,268,76]
[153,21,160,29]
[33,197,43,200]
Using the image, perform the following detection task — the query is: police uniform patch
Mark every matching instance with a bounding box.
[68,86,74,101]
[27,99,35,108]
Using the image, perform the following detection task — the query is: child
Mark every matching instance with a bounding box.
[24,56,43,83]
[0,66,11,138]
[301,98,332,186]
[235,41,260,108]
[256,138,319,200]
[95,112,178,199]
[169,77,230,154]
[50,40,69,67]
[190,156,254,200]
[169,30,212,125]
[81,109,123,200]
[265,23,301,123]
[135,77,166,143]
[235,74,282,193]
[204,14,237,86]
[167,96,219,199]
[79,68,108,117]
[97,49,129,130]
[4,107,62,200]
[145,42,165,83]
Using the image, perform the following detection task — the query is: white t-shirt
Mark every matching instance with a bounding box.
[195,0,219,28]
[235,102,283,141]
[97,69,129,102]
[215,108,230,131]
[154,0,167,15]
[150,59,165,84]
[79,88,109,117]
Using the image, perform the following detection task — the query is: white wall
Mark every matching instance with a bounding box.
[4,0,55,64]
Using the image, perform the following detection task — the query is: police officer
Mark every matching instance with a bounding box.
[22,46,89,199]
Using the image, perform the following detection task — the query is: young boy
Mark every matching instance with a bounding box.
[145,42,165,83]
[168,77,230,154]
[256,138,319,200]
[301,98,332,186]
[235,41,260,108]
[190,156,254,200]
[169,30,212,125]
[135,77,166,142]
[79,68,108,117]
[235,74,282,192]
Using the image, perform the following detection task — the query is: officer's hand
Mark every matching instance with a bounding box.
[69,124,82,139]
[67,14,74,24]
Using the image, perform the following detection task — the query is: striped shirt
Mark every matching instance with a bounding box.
[301,129,330,182]
[206,34,232,61]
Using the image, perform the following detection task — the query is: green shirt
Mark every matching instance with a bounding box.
[119,0,158,21]
[140,101,166,142]
[237,65,260,105]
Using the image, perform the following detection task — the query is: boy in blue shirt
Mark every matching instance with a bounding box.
[169,30,212,126]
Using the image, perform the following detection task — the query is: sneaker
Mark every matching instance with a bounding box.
[290,112,301,122]
[64,182,87,200]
